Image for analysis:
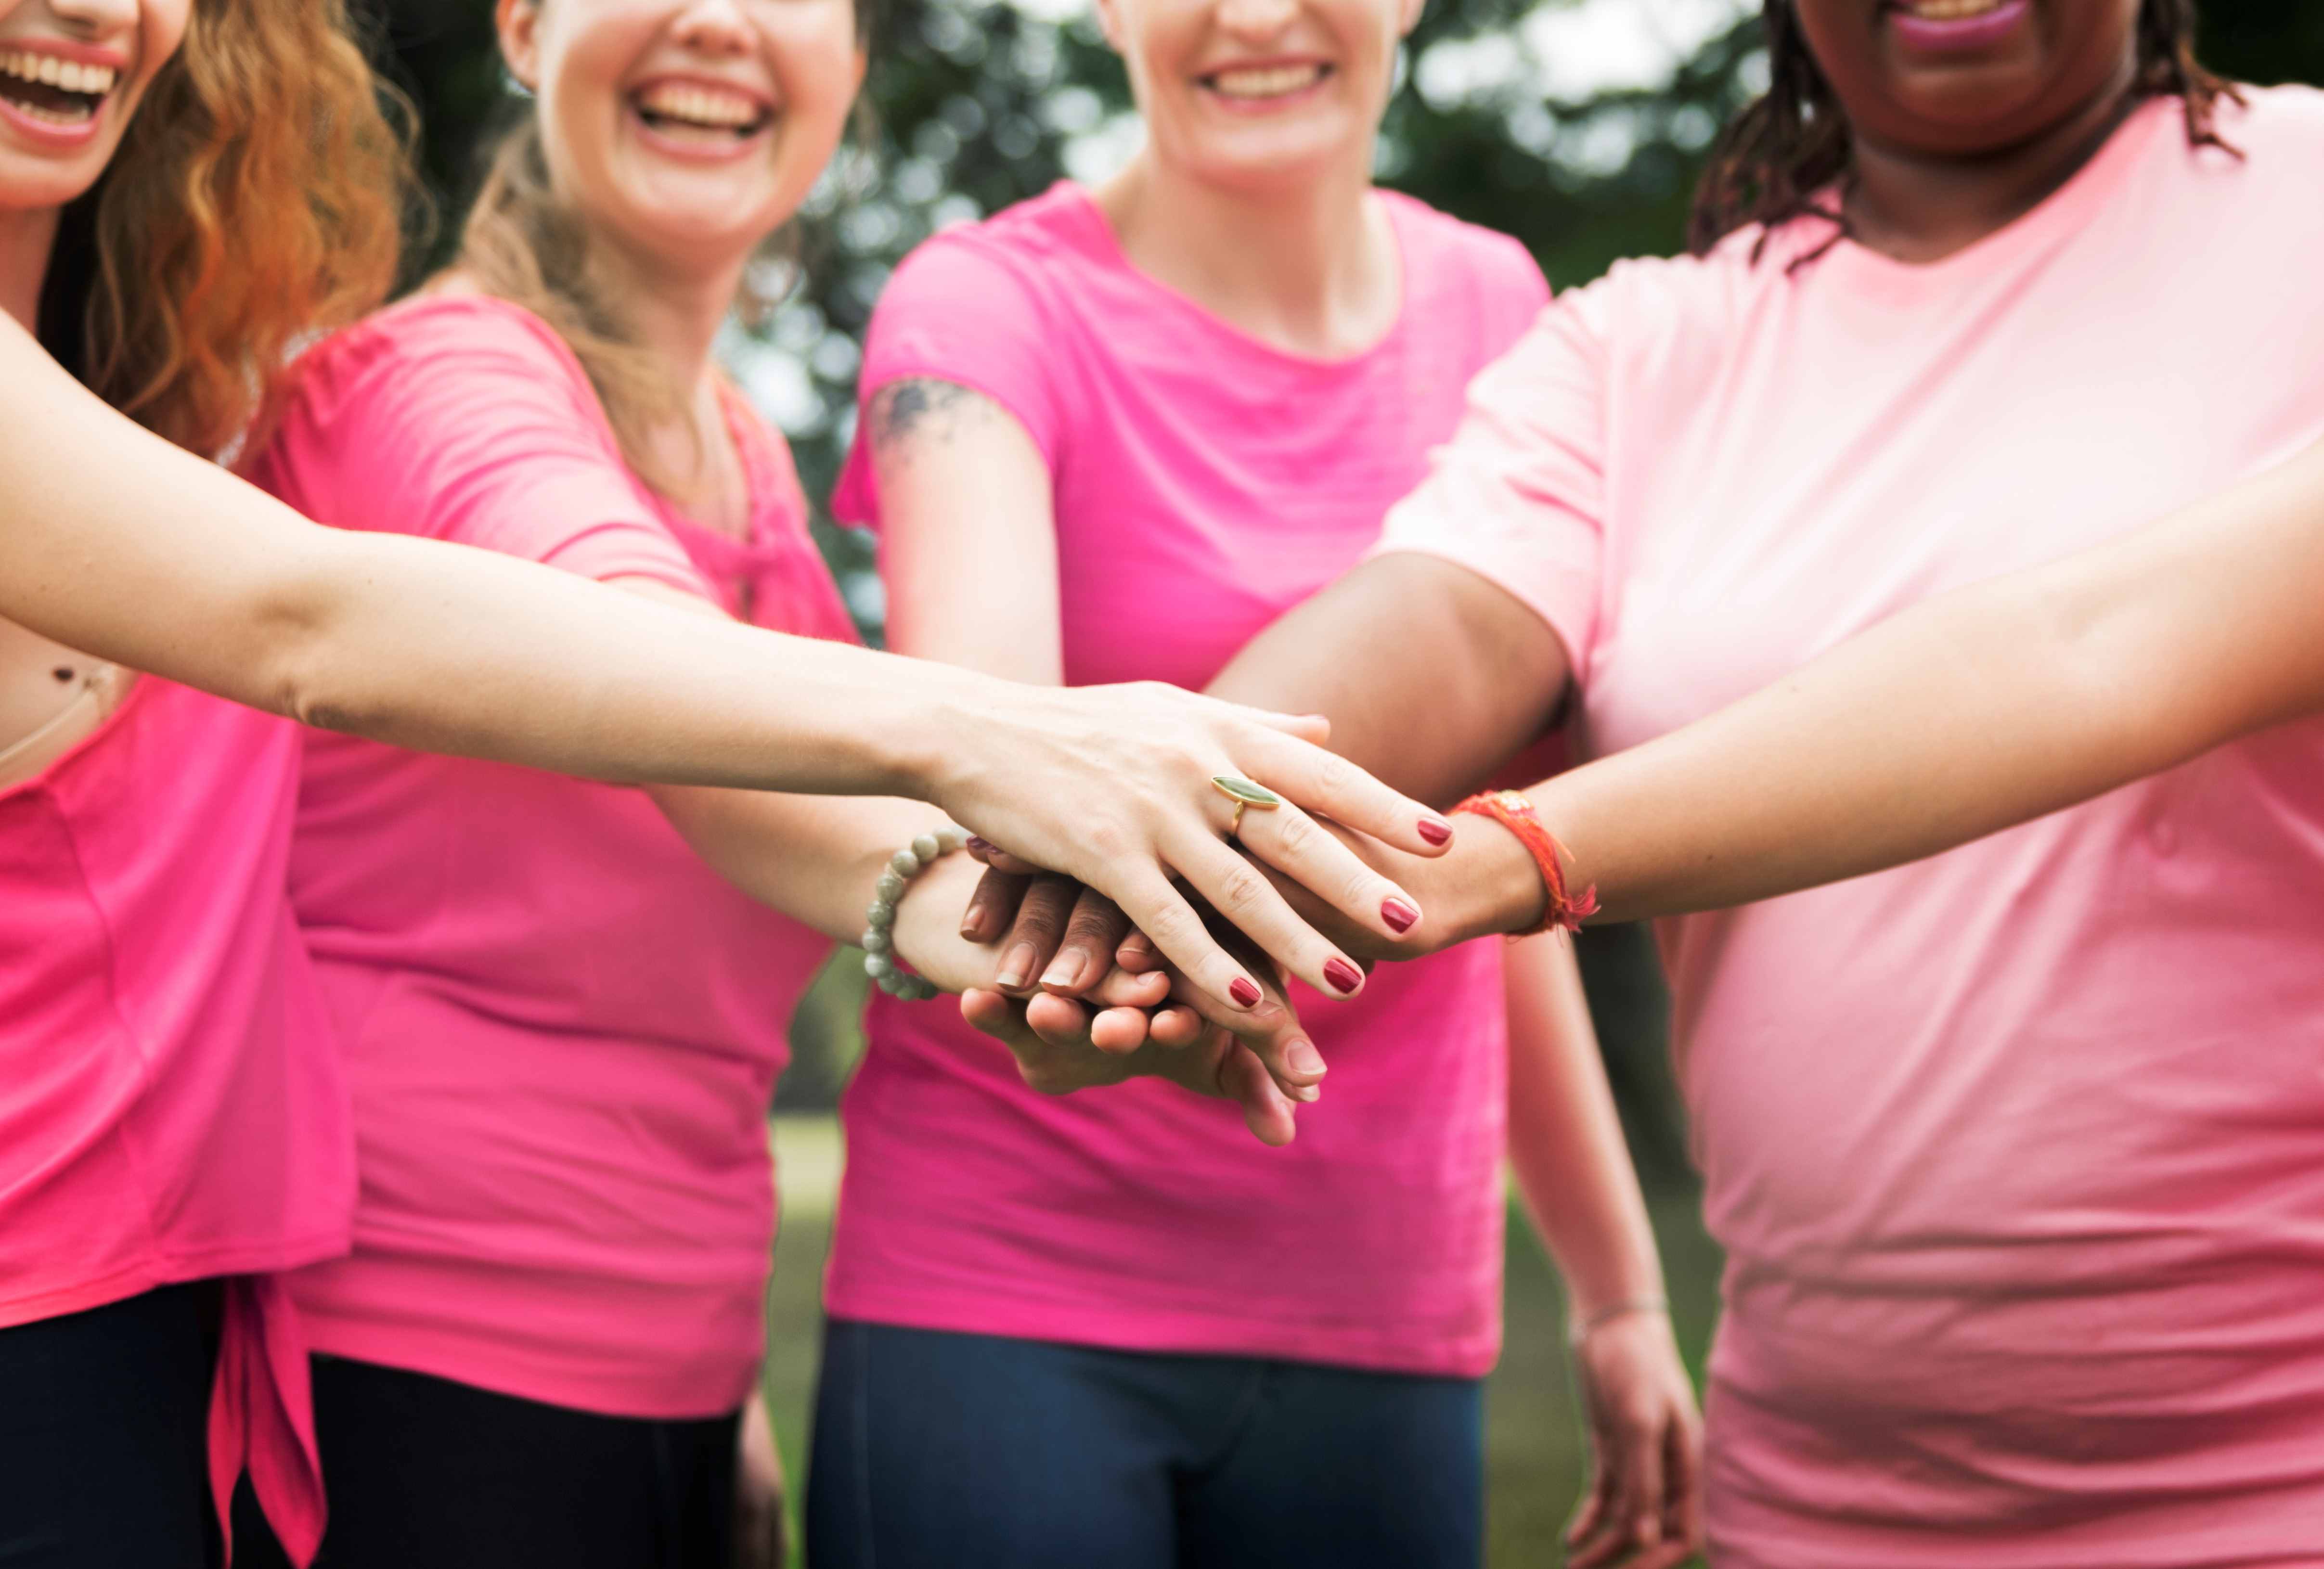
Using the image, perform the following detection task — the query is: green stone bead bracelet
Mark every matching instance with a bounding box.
[862,823,970,1002]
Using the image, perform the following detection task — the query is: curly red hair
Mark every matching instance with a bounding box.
[37,0,413,455]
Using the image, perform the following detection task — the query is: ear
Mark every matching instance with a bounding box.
[496,0,544,92]
[1090,0,1127,55]
[1395,0,1425,38]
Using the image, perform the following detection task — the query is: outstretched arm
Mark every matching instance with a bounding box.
[0,317,1451,1011]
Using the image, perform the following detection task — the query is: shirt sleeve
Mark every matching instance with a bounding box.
[268,299,712,597]
[830,235,1062,529]
[1370,289,1608,676]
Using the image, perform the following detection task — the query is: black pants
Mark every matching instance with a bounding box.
[0,1284,219,1569]
[808,1318,1485,1569]
[235,1356,740,1569]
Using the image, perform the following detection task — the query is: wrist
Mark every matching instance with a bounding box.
[1445,808,1552,940]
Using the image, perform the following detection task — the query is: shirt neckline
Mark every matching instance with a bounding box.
[1048,180,1417,373]
[1806,94,2175,294]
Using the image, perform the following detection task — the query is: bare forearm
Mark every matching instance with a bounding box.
[651,785,947,945]
[1529,436,2324,922]
[1207,553,1570,807]
[1504,938,1665,1316]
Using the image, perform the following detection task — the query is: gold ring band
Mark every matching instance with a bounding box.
[1211,776,1281,842]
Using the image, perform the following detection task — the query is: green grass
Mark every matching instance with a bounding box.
[760,1116,1722,1566]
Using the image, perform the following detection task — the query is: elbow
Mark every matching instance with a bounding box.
[249,540,375,737]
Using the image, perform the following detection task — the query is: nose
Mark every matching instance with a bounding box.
[1212,0,1301,44]
[668,0,756,56]
[42,0,141,40]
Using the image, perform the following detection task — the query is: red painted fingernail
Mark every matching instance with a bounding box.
[1417,818,1452,847]
[1228,977,1262,1008]
[1381,897,1419,934]
[966,835,992,854]
[1324,958,1362,995]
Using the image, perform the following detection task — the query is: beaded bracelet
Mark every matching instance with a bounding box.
[1451,789,1599,937]
[861,823,970,1002]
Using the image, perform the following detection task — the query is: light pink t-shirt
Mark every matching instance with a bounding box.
[248,295,852,1419]
[827,185,1549,1377]
[0,677,350,1556]
[1380,90,2324,1564]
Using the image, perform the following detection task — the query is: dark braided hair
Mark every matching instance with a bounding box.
[1688,0,2244,261]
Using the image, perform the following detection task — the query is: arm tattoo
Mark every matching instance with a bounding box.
[870,378,991,456]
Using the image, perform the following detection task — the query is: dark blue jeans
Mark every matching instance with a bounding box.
[805,1319,1483,1569]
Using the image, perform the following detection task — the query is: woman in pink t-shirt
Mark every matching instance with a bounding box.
[231,2,1351,1565]
[985,2,2324,1564]
[812,0,1702,1560]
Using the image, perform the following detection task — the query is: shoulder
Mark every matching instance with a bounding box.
[278,292,596,429]
[2206,82,2324,165]
[876,184,1103,325]
[1382,190,1547,307]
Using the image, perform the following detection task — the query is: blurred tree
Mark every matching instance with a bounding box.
[361,0,2324,1145]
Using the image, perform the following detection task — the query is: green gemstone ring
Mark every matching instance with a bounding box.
[1212,775,1282,838]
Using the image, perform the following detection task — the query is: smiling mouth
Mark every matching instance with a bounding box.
[1201,63,1333,102]
[1888,0,2010,19]
[0,48,118,128]
[631,81,774,143]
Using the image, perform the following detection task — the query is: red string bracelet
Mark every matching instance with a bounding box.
[1451,789,1599,936]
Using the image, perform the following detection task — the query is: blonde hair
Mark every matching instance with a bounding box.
[42,0,413,455]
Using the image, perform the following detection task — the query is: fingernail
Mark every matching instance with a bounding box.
[997,944,1035,990]
[1040,951,1087,991]
[1228,977,1262,1008]
[1286,1038,1327,1078]
[1323,957,1362,995]
[966,835,992,854]
[959,900,987,940]
[1381,896,1419,934]
[1417,817,1452,847]
[1292,1084,1320,1103]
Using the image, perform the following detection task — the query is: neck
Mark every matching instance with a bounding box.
[0,204,61,332]
[591,233,744,400]
[1845,68,2141,264]
[1096,146,1396,359]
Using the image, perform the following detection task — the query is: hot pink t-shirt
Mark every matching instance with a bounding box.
[248,294,852,1418]
[1379,90,2324,1564]
[0,677,351,1556]
[826,185,1548,1377]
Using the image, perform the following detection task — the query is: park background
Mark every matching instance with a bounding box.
[362,2,2324,1560]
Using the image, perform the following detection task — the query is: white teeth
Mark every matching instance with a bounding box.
[1207,63,1327,99]
[1901,0,2003,18]
[636,80,764,131]
[0,49,116,95]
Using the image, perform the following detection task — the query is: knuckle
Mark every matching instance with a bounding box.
[1212,863,1269,916]
[1082,818,1132,862]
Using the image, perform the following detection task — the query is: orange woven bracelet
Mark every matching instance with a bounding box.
[1451,790,1599,937]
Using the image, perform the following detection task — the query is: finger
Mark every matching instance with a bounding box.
[1232,800,1427,950]
[1201,700,1330,746]
[1022,990,1097,1046]
[959,987,1018,1041]
[1098,865,1272,1017]
[1146,1004,1205,1047]
[1090,966,1172,1009]
[1038,889,1135,996]
[1229,725,1456,857]
[1619,1411,1668,1560]
[1664,1407,1706,1558]
[1565,1472,1625,1569]
[993,876,1078,994]
[963,836,1045,876]
[1166,829,1370,1003]
[1214,1041,1297,1147]
[958,865,1029,943]
[1115,930,1162,972]
[1158,962,1325,1097]
[1087,1005,1151,1054]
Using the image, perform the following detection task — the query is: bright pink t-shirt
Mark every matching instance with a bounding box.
[1379,90,2324,1564]
[248,294,852,1418]
[827,185,1549,1377]
[0,676,351,1556]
